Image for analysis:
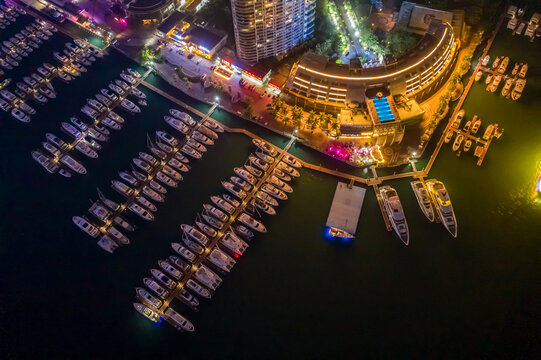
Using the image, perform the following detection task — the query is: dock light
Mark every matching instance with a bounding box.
[215,96,220,102]
[412,151,417,156]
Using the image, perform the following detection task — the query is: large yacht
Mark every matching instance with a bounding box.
[136,287,163,308]
[186,279,211,299]
[171,242,196,262]
[194,265,222,291]
[181,224,210,247]
[72,216,100,237]
[164,308,195,332]
[207,248,236,273]
[410,181,436,222]
[220,231,249,255]
[164,115,190,134]
[133,303,160,322]
[238,213,267,233]
[425,180,457,238]
[379,186,409,245]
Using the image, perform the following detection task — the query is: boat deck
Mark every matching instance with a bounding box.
[325,182,366,237]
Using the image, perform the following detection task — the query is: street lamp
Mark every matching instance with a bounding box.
[215,96,220,102]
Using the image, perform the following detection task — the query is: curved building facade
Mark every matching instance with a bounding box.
[125,0,176,28]
[284,20,458,113]
[231,0,316,64]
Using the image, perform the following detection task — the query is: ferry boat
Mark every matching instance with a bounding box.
[203,204,229,222]
[502,78,513,97]
[410,181,435,222]
[121,98,141,113]
[181,144,202,159]
[73,216,100,237]
[238,213,267,233]
[255,191,279,207]
[144,278,170,299]
[511,79,526,100]
[128,202,154,221]
[482,124,494,140]
[471,118,481,134]
[164,115,190,134]
[252,138,276,156]
[192,131,214,146]
[181,224,210,246]
[61,155,86,174]
[196,221,218,238]
[426,180,457,237]
[231,176,251,191]
[244,164,263,177]
[452,134,464,151]
[133,303,160,323]
[194,265,222,291]
[379,186,409,245]
[519,63,528,78]
[32,150,59,174]
[169,255,191,272]
[208,248,236,272]
[276,161,300,177]
[474,71,483,82]
[171,242,197,262]
[151,269,176,290]
[186,279,211,299]
[444,130,454,143]
[211,195,236,214]
[136,287,163,308]
[11,108,30,122]
[204,119,224,132]
[159,260,183,280]
[261,183,287,200]
[164,308,195,332]
[222,181,247,199]
[497,56,509,74]
[490,75,502,92]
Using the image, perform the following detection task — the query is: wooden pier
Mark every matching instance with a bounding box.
[140,80,208,119]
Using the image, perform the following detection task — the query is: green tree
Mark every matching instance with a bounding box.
[306,110,318,133]
[291,106,303,129]
[282,116,292,127]
[385,29,419,57]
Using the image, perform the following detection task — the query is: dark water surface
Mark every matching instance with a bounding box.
[1,11,540,359]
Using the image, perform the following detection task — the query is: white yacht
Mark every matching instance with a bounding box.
[136,287,163,308]
[204,119,224,132]
[252,138,276,156]
[272,168,292,182]
[379,186,409,245]
[120,98,141,113]
[187,138,207,153]
[502,78,513,97]
[186,279,211,299]
[181,144,202,159]
[142,186,165,202]
[196,221,218,238]
[111,179,134,197]
[100,88,118,101]
[255,191,279,207]
[151,269,176,290]
[32,150,59,174]
[223,194,241,207]
[156,171,178,188]
[426,180,457,238]
[192,131,214,146]
[410,181,436,222]
[222,181,247,199]
[276,161,300,177]
[255,149,275,164]
[108,82,125,96]
[490,75,502,92]
[81,105,99,119]
[208,248,236,273]
[170,109,196,126]
[73,216,100,237]
[169,255,191,272]
[234,167,257,184]
[133,302,160,322]
[144,277,169,299]
[159,260,183,280]
[164,308,195,332]
[252,198,276,215]
[202,213,224,229]
[108,226,129,245]
[11,108,30,122]
[167,158,189,173]
[511,79,526,100]
[61,155,86,174]
[194,265,222,291]
[519,63,528,78]
[120,72,137,85]
[131,87,146,100]
[102,117,121,130]
[171,242,196,262]
[136,195,157,212]
[238,213,267,233]
[231,176,251,191]
[164,115,190,134]
[181,224,210,247]
[261,183,287,200]
[156,130,178,147]
[220,231,249,255]
[211,195,236,214]
[203,204,229,222]
[161,165,182,181]
[452,134,464,151]
[249,155,269,171]
[128,202,154,221]
[75,142,98,158]
[198,125,218,140]
[98,236,118,253]
[266,175,293,193]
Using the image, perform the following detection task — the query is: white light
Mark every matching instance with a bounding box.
[215,96,220,101]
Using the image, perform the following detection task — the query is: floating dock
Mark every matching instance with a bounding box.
[326,182,366,236]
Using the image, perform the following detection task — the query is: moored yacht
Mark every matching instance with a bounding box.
[220,231,249,254]
[255,191,279,207]
[276,161,300,177]
[207,247,236,272]
[128,202,154,221]
[192,131,214,146]
[136,287,163,308]
[204,119,224,132]
[261,183,287,200]
[210,195,236,214]
[159,260,183,280]
[181,224,210,246]
[11,108,30,122]
[186,279,211,299]
[238,213,266,233]
[170,109,196,126]
[133,303,160,322]
[222,181,247,199]
[171,242,197,262]
[164,115,190,134]
[410,181,435,222]
[379,185,409,245]
[426,179,457,237]
[144,277,169,299]
[194,265,222,291]
[61,154,86,174]
[32,150,59,174]
[121,98,141,113]
[195,220,218,238]
[73,216,100,237]
[164,308,195,332]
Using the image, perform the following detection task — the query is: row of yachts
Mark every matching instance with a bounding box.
[381,179,457,245]
[0,39,102,122]
[134,138,301,331]
[32,68,144,177]
[73,109,224,252]
[0,3,25,32]
[478,55,527,100]
[445,109,503,153]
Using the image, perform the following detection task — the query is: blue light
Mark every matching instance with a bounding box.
[536,178,541,193]
[322,227,354,246]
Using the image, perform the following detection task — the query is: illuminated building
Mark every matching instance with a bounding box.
[123,0,177,28]
[231,0,316,64]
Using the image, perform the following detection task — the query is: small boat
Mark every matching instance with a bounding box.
[261,183,287,200]
[490,75,502,92]
[133,303,160,322]
[511,63,520,76]
[452,134,464,151]
[33,92,48,104]
[127,68,141,78]
[410,181,435,222]
[60,155,86,174]
[255,191,279,207]
[222,181,247,199]
[471,118,481,134]
[53,51,68,63]
[156,141,174,154]
[136,287,162,308]
[207,248,236,273]
[1,89,17,102]
[463,121,471,132]
[474,71,483,82]
[211,195,236,214]
[128,202,154,221]
[151,268,176,290]
[238,213,267,233]
[444,130,454,143]
[220,231,249,256]
[426,180,457,237]
[88,98,106,112]
[451,109,464,129]
[149,180,166,194]
[169,255,191,272]
[485,73,493,85]
[73,216,99,237]
[144,278,169,299]
[131,88,146,101]
[497,56,509,74]
[121,98,141,113]
[56,71,72,82]
[186,279,211,299]
[380,186,409,245]
[70,116,88,131]
[132,170,148,182]
[172,242,197,262]
[491,56,501,69]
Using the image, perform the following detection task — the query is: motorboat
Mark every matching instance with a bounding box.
[194,265,222,291]
[222,181,247,199]
[32,150,58,174]
[511,63,520,76]
[464,139,472,152]
[170,109,196,126]
[444,130,454,143]
[111,179,134,197]
[56,70,72,82]
[502,78,513,97]
[261,183,287,200]
[159,260,183,280]
[471,118,481,134]
[156,141,174,154]
[98,236,118,252]
[220,231,249,255]
[120,99,141,113]
[485,73,493,85]
[249,155,269,171]
[255,191,279,207]
[272,168,291,182]
[107,226,129,245]
[187,138,207,153]
[144,277,169,299]
[511,79,526,100]
[463,121,471,132]
[276,161,300,177]
[282,154,302,168]
[1,89,17,102]
[119,171,140,186]
[156,171,178,188]
[131,87,146,100]
[87,98,106,112]
[186,279,211,299]
[210,195,235,214]
[167,158,189,173]
[151,268,176,290]
[234,167,257,184]
[100,88,118,101]
[174,152,189,164]
[75,141,98,158]
[203,119,224,132]
[96,94,113,107]
[252,138,276,156]
[11,108,30,122]
[136,287,162,308]
[37,66,50,78]
[379,185,409,245]
[202,213,224,229]
[46,133,68,150]
[171,242,197,262]
[42,141,61,158]
[60,154,86,174]
[33,92,48,104]
[70,116,88,131]
[198,125,218,140]
[426,180,457,237]
[136,195,157,212]
[491,56,501,69]
[39,87,56,99]
[238,213,266,233]
[109,83,125,96]
[452,134,464,151]
[81,105,99,119]
[474,71,483,82]
[195,221,218,238]
[176,288,200,310]
[162,165,182,181]
[73,216,99,237]
[87,128,108,142]
[120,72,137,85]
[252,198,276,215]
[164,115,190,134]
[234,224,255,240]
[16,82,31,94]
[142,186,165,202]
[482,124,494,140]
[149,180,166,194]
[207,248,236,273]
[519,63,528,78]
[108,111,124,123]
[182,234,205,255]
[0,98,11,112]
[127,68,141,78]
[490,75,502,92]
[115,79,131,91]
[451,109,464,129]
[169,255,191,272]
[156,130,178,147]
[192,131,213,146]
[114,216,134,232]
[31,73,44,83]
[101,117,121,130]
[255,149,274,164]
[497,56,509,74]
[19,102,36,115]
[222,194,240,207]
[231,176,251,191]
[410,181,435,222]
[266,175,292,193]
[128,202,154,221]
[181,144,202,159]
[203,204,229,222]
[139,152,159,167]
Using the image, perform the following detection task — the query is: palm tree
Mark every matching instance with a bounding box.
[306,110,317,134]
[282,116,292,128]
[291,106,303,129]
